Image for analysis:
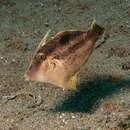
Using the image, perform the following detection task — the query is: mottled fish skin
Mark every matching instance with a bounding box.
[25,23,104,90]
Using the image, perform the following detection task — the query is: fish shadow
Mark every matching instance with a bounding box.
[54,75,130,113]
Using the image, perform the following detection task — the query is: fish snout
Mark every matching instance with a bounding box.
[24,73,32,81]
[24,68,37,81]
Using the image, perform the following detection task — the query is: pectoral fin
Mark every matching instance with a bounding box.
[66,74,77,90]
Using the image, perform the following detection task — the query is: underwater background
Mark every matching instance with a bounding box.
[0,0,130,129]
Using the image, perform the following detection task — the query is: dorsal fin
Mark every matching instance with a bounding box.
[24,29,51,77]
[38,29,51,49]
[90,18,96,30]
[33,29,51,61]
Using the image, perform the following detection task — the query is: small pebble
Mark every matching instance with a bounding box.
[64,121,68,125]
[40,2,44,7]
[0,57,3,60]
[122,62,130,70]
[45,22,49,27]
[36,95,42,106]
[10,119,14,123]
[62,113,65,116]
[59,115,62,119]
[100,108,104,112]
[120,99,125,103]
[112,112,116,116]
[5,60,8,63]
[72,115,76,119]
[60,125,64,128]
[62,119,65,123]
[12,59,15,62]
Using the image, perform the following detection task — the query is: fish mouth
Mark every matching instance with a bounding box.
[24,69,36,81]
[24,73,31,81]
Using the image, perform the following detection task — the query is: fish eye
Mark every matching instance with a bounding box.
[36,53,46,61]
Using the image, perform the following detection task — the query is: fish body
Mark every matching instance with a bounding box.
[25,22,104,90]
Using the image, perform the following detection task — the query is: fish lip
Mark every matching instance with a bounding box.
[24,73,30,81]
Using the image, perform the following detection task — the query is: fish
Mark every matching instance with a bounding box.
[24,21,104,90]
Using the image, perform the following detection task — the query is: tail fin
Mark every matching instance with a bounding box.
[90,19,104,40]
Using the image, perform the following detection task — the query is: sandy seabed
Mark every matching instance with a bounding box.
[0,0,130,130]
